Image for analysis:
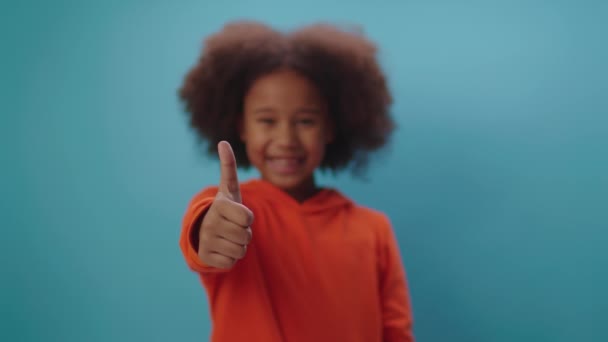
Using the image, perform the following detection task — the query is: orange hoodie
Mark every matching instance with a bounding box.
[180,179,414,341]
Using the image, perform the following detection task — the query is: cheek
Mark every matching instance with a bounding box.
[244,133,268,163]
[305,130,329,160]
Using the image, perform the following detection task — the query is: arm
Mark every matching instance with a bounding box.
[179,186,227,273]
[378,216,415,342]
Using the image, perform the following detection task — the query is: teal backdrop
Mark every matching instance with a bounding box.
[2,1,606,341]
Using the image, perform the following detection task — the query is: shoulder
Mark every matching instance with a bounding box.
[342,200,398,253]
[336,192,392,231]
[351,204,392,229]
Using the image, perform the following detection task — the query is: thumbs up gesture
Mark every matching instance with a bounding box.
[198,141,254,269]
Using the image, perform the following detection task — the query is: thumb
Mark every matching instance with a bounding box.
[217,140,242,203]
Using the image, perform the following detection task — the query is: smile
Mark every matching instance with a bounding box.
[266,157,304,174]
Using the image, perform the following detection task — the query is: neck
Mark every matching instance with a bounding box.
[286,179,320,203]
[266,176,320,203]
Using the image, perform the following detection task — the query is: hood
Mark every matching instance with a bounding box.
[241,179,353,215]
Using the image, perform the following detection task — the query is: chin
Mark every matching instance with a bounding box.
[270,177,301,189]
[265,174,307,190]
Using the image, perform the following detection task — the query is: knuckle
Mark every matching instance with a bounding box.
[245,209,254,226]
[230,245,242,260]
[214,260,226,269]
[220,258,235,269]
[215,260,226,269]
[209,253,231,269]
[234,245,245,259]
[236,206,254,227]
[244,228,253,244]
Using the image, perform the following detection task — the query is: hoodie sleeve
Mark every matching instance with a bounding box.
[179,186,230,274]
[377,214,415,342]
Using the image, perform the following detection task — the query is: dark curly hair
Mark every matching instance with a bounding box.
[179,20,395,174]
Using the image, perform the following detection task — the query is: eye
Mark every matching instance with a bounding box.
[297,118,316,126]
[257,118,275,125]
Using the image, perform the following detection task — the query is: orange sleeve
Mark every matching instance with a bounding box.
[378,215,415,342]
[179,186,229,274]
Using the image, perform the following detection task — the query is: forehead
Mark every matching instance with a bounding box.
[244,69,325,108]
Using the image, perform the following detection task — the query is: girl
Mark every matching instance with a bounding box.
[178,20,414,342]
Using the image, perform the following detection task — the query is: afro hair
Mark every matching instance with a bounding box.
[179,20,395,174]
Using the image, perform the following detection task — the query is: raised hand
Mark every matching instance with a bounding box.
[197,141,254,269]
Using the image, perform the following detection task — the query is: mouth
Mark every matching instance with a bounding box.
[266,157,305,175]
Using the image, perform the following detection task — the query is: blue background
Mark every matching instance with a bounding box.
[1,1,606,341]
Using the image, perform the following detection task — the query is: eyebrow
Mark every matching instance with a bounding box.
[252,107,276,115]
[296,107,323,114]
[251,107,323,115]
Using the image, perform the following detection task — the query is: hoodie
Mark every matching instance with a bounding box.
[180,179,414,342]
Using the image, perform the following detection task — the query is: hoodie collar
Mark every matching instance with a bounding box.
[243,179,352,214]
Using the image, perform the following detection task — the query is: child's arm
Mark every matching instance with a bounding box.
[180,187,219,273]
[379,217,415,342]
[179,141,253,273]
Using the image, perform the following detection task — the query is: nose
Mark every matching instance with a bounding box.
[275,120,299,148]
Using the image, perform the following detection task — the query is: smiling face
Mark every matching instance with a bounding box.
[239,69,334,199]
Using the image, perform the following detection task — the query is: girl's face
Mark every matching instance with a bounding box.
[240,69,334,199]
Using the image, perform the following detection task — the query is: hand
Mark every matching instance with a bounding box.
[197,141,254,269]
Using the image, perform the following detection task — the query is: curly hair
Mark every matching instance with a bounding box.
[179,20,395,174]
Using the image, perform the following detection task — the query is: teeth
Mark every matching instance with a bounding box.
[267,158,301,173]
[271,158,298,165]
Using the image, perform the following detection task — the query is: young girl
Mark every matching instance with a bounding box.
[178,20,414,342]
